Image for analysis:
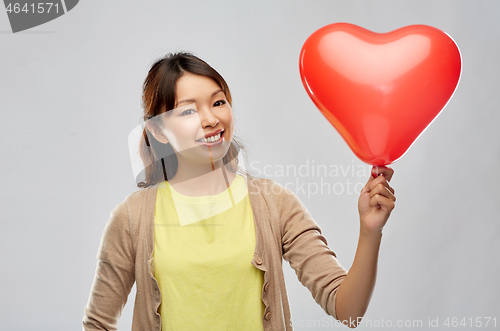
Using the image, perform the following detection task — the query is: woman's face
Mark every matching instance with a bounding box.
[152,73,234,164]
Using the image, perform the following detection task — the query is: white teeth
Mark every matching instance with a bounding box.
[198,132,221,143]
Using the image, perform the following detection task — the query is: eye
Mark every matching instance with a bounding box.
[214,100,226,107]
[181,109,197,116]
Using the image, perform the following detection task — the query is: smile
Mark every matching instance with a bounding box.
[195,131,224,146]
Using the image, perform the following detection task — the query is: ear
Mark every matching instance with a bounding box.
[145,120,169,144]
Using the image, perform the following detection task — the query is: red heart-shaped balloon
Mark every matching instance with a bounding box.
[299,23,462,165]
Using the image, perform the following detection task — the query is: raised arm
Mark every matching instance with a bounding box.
[82,201,136,331]
[335,166,396,328]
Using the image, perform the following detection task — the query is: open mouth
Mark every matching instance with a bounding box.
[195,130,224,145]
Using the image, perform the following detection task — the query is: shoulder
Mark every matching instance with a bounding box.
[248,176,286,193]
[109,187,147,214]
[107,185,156,228]
[247,176,302,212]
[101,186,156,252]
[248,176,297,199]
[248,176,317,238]
[123,185,154,209]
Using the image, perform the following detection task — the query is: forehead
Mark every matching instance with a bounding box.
[175,73,220,98]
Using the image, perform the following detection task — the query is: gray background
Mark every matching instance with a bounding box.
[1,0,499,330]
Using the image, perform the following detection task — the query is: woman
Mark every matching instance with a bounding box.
[83,52,396,330]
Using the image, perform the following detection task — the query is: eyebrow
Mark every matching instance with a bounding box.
[175,89,224,107]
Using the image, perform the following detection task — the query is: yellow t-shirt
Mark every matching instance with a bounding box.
[153,174,265,331]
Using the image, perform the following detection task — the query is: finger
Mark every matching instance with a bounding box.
[370,194,396,210]
[368,175,395,195]
[371,165,394,182]
[369,183,396,202]
[361,170,376,194]
[360,181,370,195]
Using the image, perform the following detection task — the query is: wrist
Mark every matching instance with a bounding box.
[359,222,383,241]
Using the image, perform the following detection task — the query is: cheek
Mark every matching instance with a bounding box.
[225,115,235,141]
[223,108,234,126]
[162,124,181,144]
[168,122,200,144]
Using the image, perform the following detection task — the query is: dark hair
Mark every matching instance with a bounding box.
[136,52,253,188]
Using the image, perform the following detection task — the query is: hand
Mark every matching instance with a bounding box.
[358,166,396,235]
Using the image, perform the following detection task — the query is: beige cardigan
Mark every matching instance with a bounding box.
[83,176,348,330]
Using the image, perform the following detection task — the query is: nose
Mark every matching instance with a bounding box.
[198,105,219,128]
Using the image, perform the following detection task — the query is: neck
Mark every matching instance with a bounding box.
[168,157,236,197]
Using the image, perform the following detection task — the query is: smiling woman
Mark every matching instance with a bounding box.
[82,51,397,331]
[137,52,252,189]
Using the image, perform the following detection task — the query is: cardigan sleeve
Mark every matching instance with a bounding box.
[277,183,348,320]
[82,200,136,330]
